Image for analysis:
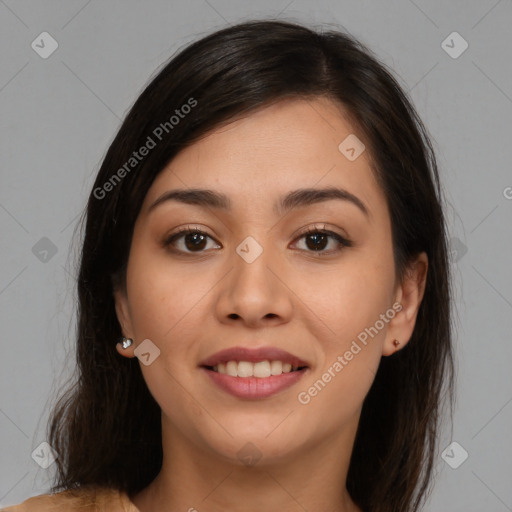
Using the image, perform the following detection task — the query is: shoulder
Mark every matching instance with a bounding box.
[1,486,139,512]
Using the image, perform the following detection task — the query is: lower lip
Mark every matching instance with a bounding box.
[200,367,308,399]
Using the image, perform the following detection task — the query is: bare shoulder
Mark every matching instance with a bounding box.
[1,491,65,511]
[1,486,138,512]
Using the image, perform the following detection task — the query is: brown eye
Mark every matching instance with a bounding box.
[164,227,220,253]
[163,224,352,256]
[292,226,352,255]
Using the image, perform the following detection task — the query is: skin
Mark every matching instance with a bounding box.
[114,96,428,512]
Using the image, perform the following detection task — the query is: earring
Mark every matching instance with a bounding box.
[393,339,400,348]
[119,337,133,349]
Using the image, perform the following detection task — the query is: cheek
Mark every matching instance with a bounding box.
[301,254,395,340]
[296,250,394,412]
[296,272,392,426]
[296,355,377,440]
[125,247,206,341]
[124,252,205,417]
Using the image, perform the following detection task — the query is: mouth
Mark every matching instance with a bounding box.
[199,345,310,371]
[202,360,308,377]
[198,346,310,399]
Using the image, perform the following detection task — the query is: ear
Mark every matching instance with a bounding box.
[383,252,428,356]
[113,285,136,358]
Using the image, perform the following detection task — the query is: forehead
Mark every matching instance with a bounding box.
[141,97,384,219]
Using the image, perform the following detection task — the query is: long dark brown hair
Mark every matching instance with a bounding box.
[46,19,455,512]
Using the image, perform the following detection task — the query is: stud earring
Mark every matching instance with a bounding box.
[119,337,133,349]
[392,339,400,348]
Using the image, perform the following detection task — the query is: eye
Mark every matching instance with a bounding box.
[163,224,352,255]
[163,226,220,254]
[292,224,352,255]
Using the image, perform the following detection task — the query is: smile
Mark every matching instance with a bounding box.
[199,345,310,399]
[208,360,306,377]
[201,363,309,399]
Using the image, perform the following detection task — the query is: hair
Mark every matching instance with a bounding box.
[46,19,455,512]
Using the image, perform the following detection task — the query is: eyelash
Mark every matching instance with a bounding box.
[163,224,353,256]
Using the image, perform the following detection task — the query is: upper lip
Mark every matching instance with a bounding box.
[199,346,309,368]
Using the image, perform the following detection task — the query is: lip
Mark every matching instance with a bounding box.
[198,346,310,400]
[200,366,309,399]
[198,346,309,368]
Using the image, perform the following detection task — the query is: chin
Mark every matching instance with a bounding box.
[203,427,308,467]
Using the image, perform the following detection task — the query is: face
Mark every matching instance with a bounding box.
[114,96,427,466]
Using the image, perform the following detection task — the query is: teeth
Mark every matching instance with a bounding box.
[254,361,271,378]
[237,361,253,377]
[226,361,238,377]
[270,360,282,376]
[212,360,302,377]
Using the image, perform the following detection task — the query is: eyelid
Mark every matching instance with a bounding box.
[290,224,353,254]
[163,224,216,245]
[293,223,351,241]
[163,223,352,254]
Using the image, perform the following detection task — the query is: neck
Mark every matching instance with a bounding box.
[131,414,363,512]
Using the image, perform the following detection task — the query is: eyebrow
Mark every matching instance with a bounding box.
[148,186,369,218]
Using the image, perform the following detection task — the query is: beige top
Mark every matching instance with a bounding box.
[0,486,140,512]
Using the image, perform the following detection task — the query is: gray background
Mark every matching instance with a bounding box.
[1,1,511,510]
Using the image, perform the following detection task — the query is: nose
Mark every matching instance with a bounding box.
[215,239,293,328]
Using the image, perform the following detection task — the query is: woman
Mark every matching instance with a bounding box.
[3,19,454,512]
